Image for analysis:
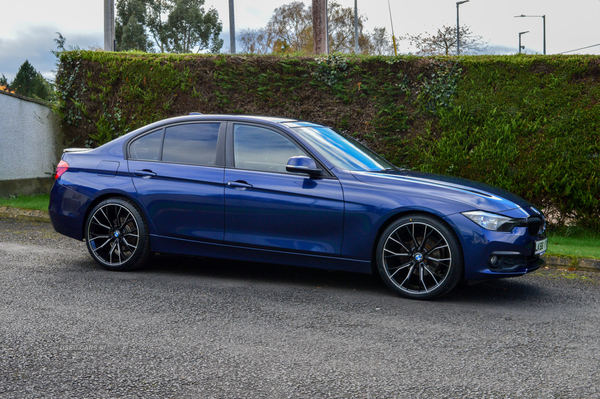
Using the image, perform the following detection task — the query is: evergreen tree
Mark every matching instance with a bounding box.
[10,60,53,101]
[116,0,153,51]
[11,60,37,96]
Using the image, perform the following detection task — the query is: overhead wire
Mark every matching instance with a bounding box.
[559,43,600,54]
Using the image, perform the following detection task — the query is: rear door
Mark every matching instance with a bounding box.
[128,122,226,242]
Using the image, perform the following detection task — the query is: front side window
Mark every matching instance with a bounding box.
[162,123,220,166]
[233,125,306,173]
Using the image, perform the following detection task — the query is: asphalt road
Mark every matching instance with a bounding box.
[1,216,599,398]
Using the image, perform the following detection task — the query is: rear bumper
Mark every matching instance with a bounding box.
[48,182,92,240]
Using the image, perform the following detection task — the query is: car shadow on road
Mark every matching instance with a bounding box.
[127,253,547,303]
[444,278,546,304]
[143,253,389,294]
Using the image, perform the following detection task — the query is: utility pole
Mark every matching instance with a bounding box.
[229,0,236,54]
[354,0,359,53]
[104,0,115,51]
[313,0,328,55]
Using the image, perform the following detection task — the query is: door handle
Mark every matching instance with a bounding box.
[226,180,253,190]
[134,170,157,178]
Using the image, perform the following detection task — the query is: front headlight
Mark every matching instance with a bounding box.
[462,211,522,232]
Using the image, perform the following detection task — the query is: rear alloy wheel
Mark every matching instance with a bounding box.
[85,198,151,271]
[376,215,463,300]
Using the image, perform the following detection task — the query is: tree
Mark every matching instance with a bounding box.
[9,60,53,101]
[115,0,223,53]
[369,27,394,56]
[238,0,389,55]
[327,1,370,54]
[266,1,313,54]
[166,0,223,53]
[0,74,16,94]
[116,0,153,52]
[145,0,173,53]
[404,25,487,56]
[238,28,276,55]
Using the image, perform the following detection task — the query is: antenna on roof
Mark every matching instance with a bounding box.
[189,112,203,115]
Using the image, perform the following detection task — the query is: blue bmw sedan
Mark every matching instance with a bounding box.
[49,114,547,299]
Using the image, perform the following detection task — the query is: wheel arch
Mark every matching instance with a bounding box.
[81,191,149,240]
[370,209,466,277]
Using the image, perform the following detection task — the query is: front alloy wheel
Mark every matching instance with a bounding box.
[376,215,463,299]
[85,198,151,271]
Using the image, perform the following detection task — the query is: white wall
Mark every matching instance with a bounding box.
[0,91,63,181]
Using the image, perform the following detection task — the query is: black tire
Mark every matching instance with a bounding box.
[376,214,463,300]
[85,198,151,271]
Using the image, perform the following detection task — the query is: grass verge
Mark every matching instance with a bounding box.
[0,194,50,211]
[546,227,600,260]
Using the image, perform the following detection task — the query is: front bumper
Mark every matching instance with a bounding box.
[445,210,547,280]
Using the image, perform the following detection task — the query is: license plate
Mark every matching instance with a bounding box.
[535,238,548,255]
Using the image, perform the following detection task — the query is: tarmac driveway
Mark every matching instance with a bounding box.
[1,216,599,398]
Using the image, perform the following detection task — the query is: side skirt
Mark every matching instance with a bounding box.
[150,235,372,274]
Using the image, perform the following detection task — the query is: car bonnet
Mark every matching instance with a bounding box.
[350,169,532,214]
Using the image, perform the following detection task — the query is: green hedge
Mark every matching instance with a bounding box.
[55,51,600,229]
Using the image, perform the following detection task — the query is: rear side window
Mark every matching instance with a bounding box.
[129,123,220,166]
[162,123,220,166]
[129,130,162,161]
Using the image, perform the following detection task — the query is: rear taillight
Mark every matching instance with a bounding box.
[55,160,69,180]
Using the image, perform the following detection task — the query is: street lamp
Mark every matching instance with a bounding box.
[456,0,470,55]
[518,31,529,54]
[515,14,546,55]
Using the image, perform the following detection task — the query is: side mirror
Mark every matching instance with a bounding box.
[286,156,323,176]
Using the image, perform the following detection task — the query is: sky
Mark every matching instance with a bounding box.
[2,0,600,82]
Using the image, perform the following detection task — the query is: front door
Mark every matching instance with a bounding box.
[224,123,344,255]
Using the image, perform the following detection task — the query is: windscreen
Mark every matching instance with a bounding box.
[292,126,396,172]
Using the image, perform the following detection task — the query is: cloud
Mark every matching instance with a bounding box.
[486,44,518,55]
[0,25,101,82]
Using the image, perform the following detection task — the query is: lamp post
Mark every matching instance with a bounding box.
[515,14,546,55]
[518,31,529,54]
[456,0,470,55]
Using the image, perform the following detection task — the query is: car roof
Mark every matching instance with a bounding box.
[171,114,298,124]
[92,114,328,154]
